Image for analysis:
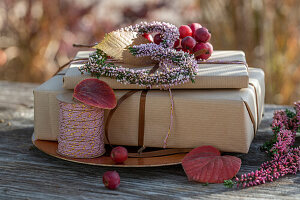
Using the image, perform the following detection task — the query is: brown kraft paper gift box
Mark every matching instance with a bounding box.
[33,69,72,141]
[33,67,264,153]
[63,50,249,90]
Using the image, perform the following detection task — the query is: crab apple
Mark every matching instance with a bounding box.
[193,42,213,60]
[110,146,128,163]
[173,39,181,48]
[102,171,120,190]
[181,36,196,51]
[153,34,162,44]
[188,23,202,35]
[142,33,153,42]
[179,25,192,38]
[194,27,211,43]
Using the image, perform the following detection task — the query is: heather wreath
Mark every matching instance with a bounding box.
[79,21,198,88]
[225,101,300,188]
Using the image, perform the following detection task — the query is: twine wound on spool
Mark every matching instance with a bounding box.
[57,95,106,158]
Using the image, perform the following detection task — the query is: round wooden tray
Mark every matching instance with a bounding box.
[32,134,187,167]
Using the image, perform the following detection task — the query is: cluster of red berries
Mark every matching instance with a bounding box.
[142,23,213,60]
[102,146,129,190]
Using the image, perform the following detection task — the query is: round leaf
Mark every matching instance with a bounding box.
[182,146,241,183]
[73,78,117,109]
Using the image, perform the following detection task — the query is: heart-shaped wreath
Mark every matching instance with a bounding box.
[79,21,198,88]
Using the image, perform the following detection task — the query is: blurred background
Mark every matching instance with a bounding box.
[0,0,299,105]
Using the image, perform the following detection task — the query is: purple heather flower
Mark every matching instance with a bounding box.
[234,102,300,188]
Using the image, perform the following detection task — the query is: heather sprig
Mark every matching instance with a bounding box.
[224,101,300,188]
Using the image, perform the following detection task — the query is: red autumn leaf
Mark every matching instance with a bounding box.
[182,146,241,183]
[73,78,117,109]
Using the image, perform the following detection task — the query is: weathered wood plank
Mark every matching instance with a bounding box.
[0,81,299,199]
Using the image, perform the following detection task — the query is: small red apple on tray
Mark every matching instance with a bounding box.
[110,146,128,163]
[103,171,120,190]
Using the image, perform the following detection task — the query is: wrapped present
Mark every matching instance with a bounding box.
[63,50,249,90]
[33,67,264,153]
[33,69,72,141]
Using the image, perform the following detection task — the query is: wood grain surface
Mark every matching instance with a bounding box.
[0,81,299,200]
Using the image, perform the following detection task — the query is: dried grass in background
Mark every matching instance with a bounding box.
[0,0,299,105]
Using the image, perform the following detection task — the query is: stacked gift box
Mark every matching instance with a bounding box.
[34,50,264,154]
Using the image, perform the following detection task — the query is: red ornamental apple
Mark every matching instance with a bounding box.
[103,171,120,190]
[110,146,128,163]
[179,25,193,38]
[173,39,181,48]
[194,27,211,43]
[193,42,213,60]
[188,23,202,35]
[142,33,153,42]
[181,36,196,51]
[182,146,241,183]
[154,34,163,44]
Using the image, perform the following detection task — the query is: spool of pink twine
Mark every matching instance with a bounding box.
[57,95,105,158]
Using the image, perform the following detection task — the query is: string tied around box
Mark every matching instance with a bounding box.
[163,88,174,148]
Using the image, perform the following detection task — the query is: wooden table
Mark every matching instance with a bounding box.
[0,81,299,199]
